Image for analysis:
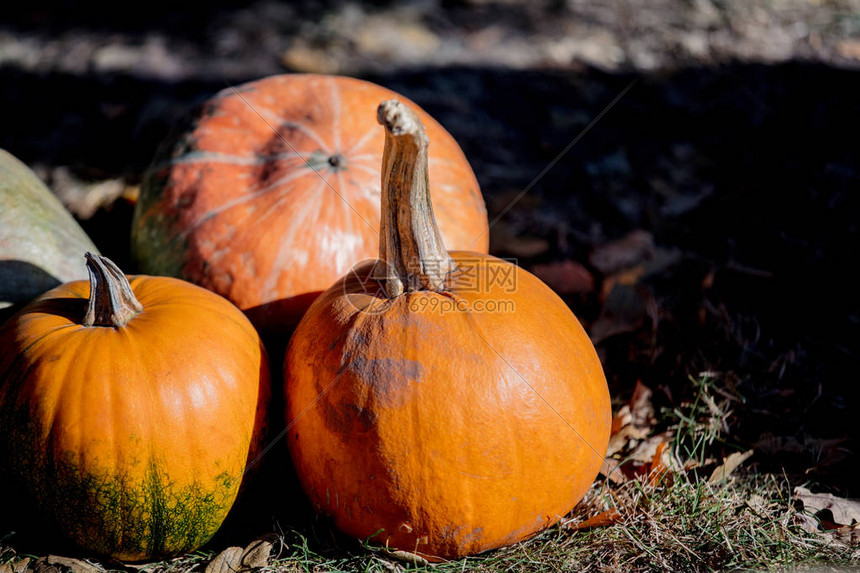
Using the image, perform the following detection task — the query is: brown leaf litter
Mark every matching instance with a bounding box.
[204,535,278,573]
[794,487,860,545]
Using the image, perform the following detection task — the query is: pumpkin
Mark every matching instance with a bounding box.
[0,149,99,317]
[283,101,611,560]
[0,254,270,561]
[131,74,488,338]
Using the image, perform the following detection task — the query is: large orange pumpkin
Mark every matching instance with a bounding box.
[0,254,270,561]
[284,101,611,560]
[131,74,488,337]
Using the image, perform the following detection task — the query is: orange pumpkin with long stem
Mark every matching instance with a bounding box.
[284,100,611,560]
[132,74,488,337]
[0,254,270,561]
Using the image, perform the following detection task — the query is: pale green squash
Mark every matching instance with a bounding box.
[0,149,100,315]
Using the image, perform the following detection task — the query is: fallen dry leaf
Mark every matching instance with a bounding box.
[604,385,666,485]
[383,549,430,566]
[0,558,29,573]
[610,404,632,435]
[648,441,672,486]
[29,556,103,573]
[629,380,655,428]
[825,523,860,545]
[708,450,753,484]
[794,486,860,545]
[608,381,654,443]
[205,546,244,573]
[562,510,622,532]
[794,487,860,526]
[603,433,679,485]
[29,560,59,573]
[203,535,277,573]
[599,457,625,485]
[629,433,672,464]
[795,510,820,534]
[605,423,649,458]
[240,536,277,568]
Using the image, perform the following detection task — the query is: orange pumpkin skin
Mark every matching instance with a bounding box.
[0,275,270,561]
[132,74,488,335]
[284,252,611,560]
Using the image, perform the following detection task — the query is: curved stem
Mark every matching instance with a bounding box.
[377,99,454,298]
[83,253,143,327]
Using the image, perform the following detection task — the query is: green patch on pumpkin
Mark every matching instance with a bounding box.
[43,458,239,561]
[0,413,240,563]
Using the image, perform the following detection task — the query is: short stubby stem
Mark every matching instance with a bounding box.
[83,253,143,327]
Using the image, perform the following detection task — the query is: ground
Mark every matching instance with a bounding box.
[1,1,859,571]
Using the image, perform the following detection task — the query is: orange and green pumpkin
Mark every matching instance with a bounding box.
[284,101,611,560]
[131,74,488,338]
[0,254,270,561]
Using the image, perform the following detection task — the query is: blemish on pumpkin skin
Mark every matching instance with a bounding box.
[316,353,424,438]
[318,398,378,437]
[440,524,485,553]
[347,357,424,407]
[344,402,377,431]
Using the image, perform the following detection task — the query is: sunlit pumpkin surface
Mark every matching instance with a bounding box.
[132,74,489,335]
[285,253,611,560]
[0,275,270,561]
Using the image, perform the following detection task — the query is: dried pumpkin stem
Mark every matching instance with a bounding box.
[83,252,143,327]
[377,99,455,298]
